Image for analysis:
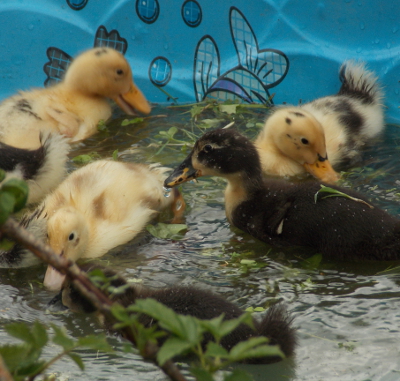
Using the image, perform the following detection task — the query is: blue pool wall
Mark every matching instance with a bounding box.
[1,0,399,124]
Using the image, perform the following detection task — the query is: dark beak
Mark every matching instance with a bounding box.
[164,155,201,188]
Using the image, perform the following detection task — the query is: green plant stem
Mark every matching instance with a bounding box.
[28,347,78,381]
[0,218,188,381]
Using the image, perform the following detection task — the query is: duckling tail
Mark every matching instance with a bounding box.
[26,133,70,204]
[255,304,297,363]
[338,60,383,105]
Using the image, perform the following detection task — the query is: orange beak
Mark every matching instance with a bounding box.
[304,158,340,184]
[114,82,151,115]
[44,265,66,291]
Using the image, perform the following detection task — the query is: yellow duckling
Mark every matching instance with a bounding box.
[0,47,151,149]
[38,159,184,291]
[255,61,384,183]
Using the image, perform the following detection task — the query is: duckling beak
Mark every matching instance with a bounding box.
[164,156,201,188]
[303,155,340,184]
[44,265,66,291]
[114,82,151,115]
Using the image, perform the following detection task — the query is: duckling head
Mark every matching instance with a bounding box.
[258,108,340,183]
[164,128,262,188]
[63,47,151,115]
[44,207,89,291]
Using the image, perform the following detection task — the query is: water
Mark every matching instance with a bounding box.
[1,104,400,380]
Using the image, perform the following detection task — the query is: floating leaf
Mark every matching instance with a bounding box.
[121,118,144,126]
[146,223,187,239]
[97,119,108,132]
[72,154,94,165]
[219,104,239,114]
[314,185,374,209]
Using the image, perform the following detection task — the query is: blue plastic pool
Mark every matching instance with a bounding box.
[1,0,399,121]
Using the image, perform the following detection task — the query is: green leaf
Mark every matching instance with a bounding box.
[128,298,203,342]
[0,238,15,251]
[301,253,323,270]
[199,314,225,339]
[314,185,373,209]
[112,149,119,160]
[218,313,254,338]
[157,337,193,365]
[51,324,75,350]
[0,344,32,372]
[146,223,187,239]
[219,104,239,114]
[204,342,229,358]
[0,169,5,182]
[223,369,254,381]
[31,321,48,349]
[190,105,205,118]
[229,338,284,362]
[190,367,215,381]
[121,118,144,126]
[71,154,93,165]
[67,352,85,370]
[16,360,47,378]
[77,335,113,353]
[97,119,108,131]
[1,178,29,211]
[0,192,15,225]
[5,322,35,344]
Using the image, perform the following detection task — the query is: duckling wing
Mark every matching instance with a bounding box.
[45,104,81,138]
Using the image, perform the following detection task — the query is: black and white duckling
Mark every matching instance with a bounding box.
[0,47,150,148]
[0,160,185,290]
[164,128,400,261]
[255,61,384,183]
[51,263,296,364]
[0,133,69,204]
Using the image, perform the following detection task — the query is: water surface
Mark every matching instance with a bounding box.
[1,104,400,381]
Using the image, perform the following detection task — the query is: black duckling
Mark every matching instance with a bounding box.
[164,128,400,261]
[53,263,296,364]
[0,133,69,204]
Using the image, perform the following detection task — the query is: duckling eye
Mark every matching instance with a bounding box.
[68,233,75,241]
[301,138,309,145]
[116,69,124,76]
[203,144,213,153]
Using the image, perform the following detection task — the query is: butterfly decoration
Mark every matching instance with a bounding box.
[194,7,289,105]
[43,26,128,87]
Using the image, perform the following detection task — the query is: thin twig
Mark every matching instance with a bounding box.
[1,218,188,381]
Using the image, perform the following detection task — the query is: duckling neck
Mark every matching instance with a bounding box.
[224,170,263,223]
